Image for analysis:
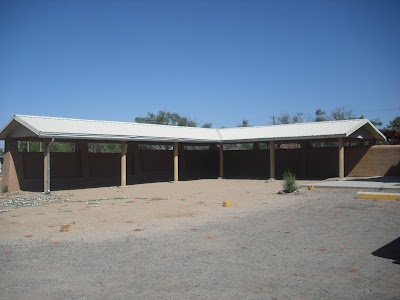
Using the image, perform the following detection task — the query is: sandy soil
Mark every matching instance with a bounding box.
[0,179,305,242]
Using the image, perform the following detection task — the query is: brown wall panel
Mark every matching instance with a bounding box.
[23,152,43,179]
[140,150,172,172]
[276,149,302,177]
[183,150,219,178]
[89,153,120,177]
[307,148,338,178]
[347,145,400,176]
[224,150,269,178]
[51,153,81,178]
[13,145,400,191]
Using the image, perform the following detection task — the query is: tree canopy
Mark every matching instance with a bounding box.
[387,116,400,130]
[135,111,197,127]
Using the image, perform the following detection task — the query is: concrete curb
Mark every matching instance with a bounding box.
[357,191,400,201]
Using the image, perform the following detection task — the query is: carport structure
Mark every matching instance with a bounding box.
[0,115,386,192]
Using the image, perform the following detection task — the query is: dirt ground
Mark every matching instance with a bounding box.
[1,179,399,299]
[0,179,303,242]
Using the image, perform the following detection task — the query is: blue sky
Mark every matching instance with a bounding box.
[1,0,399,147]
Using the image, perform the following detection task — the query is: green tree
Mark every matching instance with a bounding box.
[330,107,356,120]
[315,109,329,122]
[135,110,197,127]
[0,147,3,156]
[370,119,382,127]
[238,120,249,127]
[272,113,303,125]
[387,116,400,130]
[202,123,212,128]
[50,142,75,152]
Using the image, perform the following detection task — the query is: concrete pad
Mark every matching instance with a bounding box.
[300,176,400,190]
[357,191,400,200]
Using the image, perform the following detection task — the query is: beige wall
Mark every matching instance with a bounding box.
[346,145,400,176]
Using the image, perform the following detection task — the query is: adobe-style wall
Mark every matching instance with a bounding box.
[1,145,399,191]
[346,145,400,176]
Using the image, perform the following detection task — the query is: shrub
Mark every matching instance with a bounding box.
[1,185,8,193]
[282,171,299,193]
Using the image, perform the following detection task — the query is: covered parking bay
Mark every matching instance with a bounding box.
[0,115,389,192]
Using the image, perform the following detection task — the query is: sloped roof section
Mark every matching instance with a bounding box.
[218,119,386,142]
[0,115,386,143]
[0,115,220,143]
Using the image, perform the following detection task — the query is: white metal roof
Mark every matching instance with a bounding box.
[218,119,386,142]
[0,115,386,143]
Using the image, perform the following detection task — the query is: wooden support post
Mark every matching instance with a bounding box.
[269,141,275,179]
[43,140,50,192]
[338,138,344,179]
[219,143,224,178]
[121,141,127,187]
[173,142,179,182]
[253,142,259,151]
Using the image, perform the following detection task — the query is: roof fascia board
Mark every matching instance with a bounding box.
[365,120,387,140]
[39,133,222,144]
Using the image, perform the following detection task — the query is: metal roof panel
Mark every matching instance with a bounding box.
[0,115,386,143]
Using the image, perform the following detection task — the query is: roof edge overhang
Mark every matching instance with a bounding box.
[37,133,222,144]
[220,134,348,144]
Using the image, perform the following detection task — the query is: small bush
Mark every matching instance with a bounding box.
[282,171,299,193]
[1,185,8,193]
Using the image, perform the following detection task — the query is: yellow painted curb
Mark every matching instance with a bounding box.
[223,201,233,207]
[357,192,400,201]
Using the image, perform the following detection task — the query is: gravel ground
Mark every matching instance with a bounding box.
[1,181,399,300]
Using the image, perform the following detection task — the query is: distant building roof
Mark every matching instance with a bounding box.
[0,115,386,143]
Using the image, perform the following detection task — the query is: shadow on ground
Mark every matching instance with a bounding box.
[372,237,400,264]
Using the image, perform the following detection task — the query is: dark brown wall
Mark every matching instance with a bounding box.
[15,145,400,190]
[140,150,172,172]
[307,148,338,178]
[183,150,219,178]
[89,153,120,177]
[23,152,81,178]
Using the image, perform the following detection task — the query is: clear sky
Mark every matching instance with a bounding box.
[1,0,399,146]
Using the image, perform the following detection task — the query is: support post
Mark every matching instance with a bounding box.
[173,142,179,182]
[43,140,50,192]
[338,138,344,179]
[269,141,275,179]
[219,143,224,178]
[121,141,127,187]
